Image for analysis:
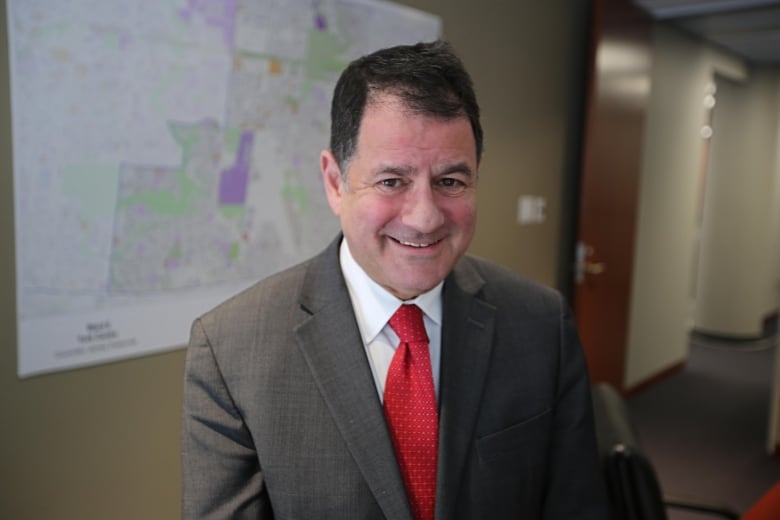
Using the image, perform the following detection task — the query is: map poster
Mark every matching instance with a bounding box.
[8,0,441,377]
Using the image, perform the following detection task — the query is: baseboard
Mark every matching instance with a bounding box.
[691,312,778,342]
[624,360,686,398]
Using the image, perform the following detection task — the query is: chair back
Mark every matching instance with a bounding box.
[591,383,669,520]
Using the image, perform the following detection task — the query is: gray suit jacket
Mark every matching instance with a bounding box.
[182,236,608,519]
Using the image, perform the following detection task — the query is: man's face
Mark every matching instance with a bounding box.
[321,94,478,300]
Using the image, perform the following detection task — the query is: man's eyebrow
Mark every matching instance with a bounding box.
[436,161,475,176]
[372,161,475,177]
[373,164,414,176]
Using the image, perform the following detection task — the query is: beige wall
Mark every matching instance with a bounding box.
[0,1,587,518]
[409,0,585,283]
[625,22,780,387]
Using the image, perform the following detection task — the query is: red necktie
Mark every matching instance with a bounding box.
[384,304,438,520]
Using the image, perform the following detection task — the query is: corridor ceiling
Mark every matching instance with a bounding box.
[632,0,780,66]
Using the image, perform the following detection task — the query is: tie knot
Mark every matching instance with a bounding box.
[389,304,428,344]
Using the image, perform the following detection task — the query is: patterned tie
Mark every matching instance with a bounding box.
[384,304,438,520]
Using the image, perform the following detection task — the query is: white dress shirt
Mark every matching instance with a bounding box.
[339,239,442,403]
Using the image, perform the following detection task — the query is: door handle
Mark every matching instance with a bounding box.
[584,262,606,275]
[575,241,606,283]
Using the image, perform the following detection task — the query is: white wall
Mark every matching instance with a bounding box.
[625,25,705,387]
[694,69,780,336]
[773,76,780,327]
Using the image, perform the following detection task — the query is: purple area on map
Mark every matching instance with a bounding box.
[219,131,253,205]
[179,0,237,47]
[220,241,232,257]
[315,13,327,30]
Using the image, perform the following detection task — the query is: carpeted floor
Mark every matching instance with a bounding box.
[627,334,780,519]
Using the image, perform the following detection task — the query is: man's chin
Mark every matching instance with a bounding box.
[382,271,448,300]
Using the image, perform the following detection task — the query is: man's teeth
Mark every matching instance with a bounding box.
[398,239,433,248]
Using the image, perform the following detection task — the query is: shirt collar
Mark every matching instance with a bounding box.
[339,239,443,343]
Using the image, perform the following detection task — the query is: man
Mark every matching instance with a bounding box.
[182,41,608,519]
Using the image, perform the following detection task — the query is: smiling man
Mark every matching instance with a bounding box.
[320,92,478,301]
[182,41,608,520]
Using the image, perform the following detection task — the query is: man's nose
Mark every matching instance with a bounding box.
[402,184,445,233]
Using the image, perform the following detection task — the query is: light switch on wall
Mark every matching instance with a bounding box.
[517,195,546,225]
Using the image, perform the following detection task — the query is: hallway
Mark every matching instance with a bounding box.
[628,334,780,517]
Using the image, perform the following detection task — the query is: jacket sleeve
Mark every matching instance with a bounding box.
[543,298,610,519]
[181,317,274,519]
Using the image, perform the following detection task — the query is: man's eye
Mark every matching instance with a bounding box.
[379,178,402,188]
[437,177,467,193]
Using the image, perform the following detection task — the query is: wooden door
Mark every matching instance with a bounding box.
[574,0,653,392]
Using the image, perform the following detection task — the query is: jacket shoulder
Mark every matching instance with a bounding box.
[200,258,311,323]
[456,254,563,310]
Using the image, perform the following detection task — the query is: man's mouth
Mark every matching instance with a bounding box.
[391,237,442,248]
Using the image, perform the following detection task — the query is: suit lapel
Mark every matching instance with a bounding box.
[294,237,413,520]
[435,259,496,520]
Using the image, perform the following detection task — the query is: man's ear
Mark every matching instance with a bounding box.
[320,149,344,216]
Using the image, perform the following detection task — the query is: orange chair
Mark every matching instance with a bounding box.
[743,482,780,520]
